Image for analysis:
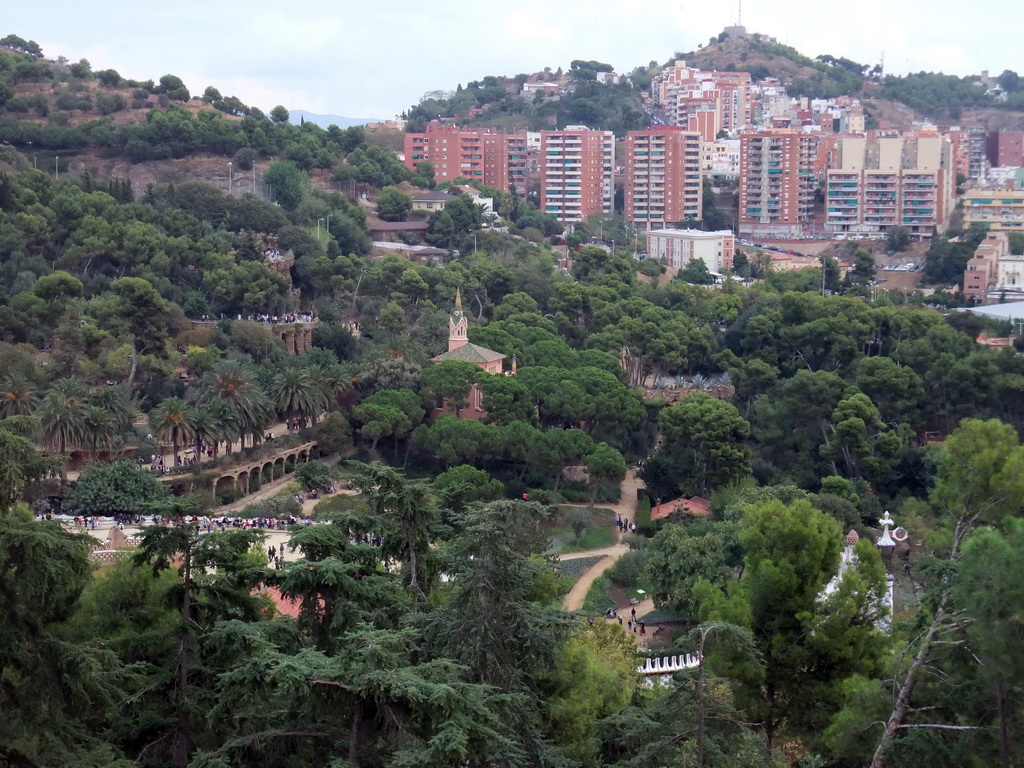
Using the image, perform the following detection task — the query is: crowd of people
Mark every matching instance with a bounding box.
[245,311,317,324]
[615,513,636,534]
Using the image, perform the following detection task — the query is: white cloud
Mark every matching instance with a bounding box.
[4,0,1021,116]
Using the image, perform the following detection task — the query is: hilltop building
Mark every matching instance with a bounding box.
[650,61,753,138]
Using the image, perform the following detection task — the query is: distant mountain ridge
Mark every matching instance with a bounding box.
[289,110,382,128]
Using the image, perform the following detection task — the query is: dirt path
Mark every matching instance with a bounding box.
[560,471,644,524]
[561,470,644,612]
[562,547,628,611]
[560,544,629,561]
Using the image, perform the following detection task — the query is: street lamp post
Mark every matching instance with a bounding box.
[228,161,233,196]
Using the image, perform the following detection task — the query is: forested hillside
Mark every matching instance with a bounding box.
[2,30,1024,768]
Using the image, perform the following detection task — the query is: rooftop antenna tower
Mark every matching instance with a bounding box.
[738,0,742,25]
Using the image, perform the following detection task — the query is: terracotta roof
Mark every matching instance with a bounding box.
[255,586,302,618]
[650,496,711,521]
[432,343,506,364]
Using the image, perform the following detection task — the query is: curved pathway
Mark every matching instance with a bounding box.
[561,470,643,612]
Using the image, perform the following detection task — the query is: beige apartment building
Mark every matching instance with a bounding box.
[540,127,614,224]
[961,232,1024,302]
[624,127,703,230]
[963,187,1024,231]
[825,134,955,239]
[738,130,819,238]
[646,229,735,274]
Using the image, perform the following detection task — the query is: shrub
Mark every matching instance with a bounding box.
[234,146,258,171]
[95,92,126,114]
[315,412,354,456]
[609,549,646,586]
[55,91,79,110]
[567,507,592,540]
[217,488,244,505]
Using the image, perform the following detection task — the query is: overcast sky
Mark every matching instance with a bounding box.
[6,0,1019,119]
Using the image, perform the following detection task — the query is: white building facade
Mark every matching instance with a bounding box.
[647,229,735,274]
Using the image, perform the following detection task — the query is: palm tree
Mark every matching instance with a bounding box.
[272,366,328,425]
[0,377,38,419]
[150,397,195,467]
[307,363,353,411]
[190,402,237,462]
[80,405,117,458]
[200,361,272,450]
[89,386,139,432]
[37,379,89,478]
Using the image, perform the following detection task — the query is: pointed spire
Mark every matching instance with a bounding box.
[454,288,463,315]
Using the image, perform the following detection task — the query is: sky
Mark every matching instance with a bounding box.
[6,0,1020,119]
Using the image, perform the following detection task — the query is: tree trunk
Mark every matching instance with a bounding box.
[870,602,947,768]
[128,337,139,388]
[997,678,1010,768]
[172,436,180,467]
[348,697,365,766]
[172,535,194,767]
[404,519,421,604]
[59,435,68,483]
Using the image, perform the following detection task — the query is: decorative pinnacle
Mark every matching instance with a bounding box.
[876,510,896,548]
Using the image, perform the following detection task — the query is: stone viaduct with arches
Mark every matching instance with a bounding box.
[161,441,318,500]
[189,320,316,356]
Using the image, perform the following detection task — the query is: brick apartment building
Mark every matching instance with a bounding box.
[986,130,1024,169]
[650,61,753,139]
[738,129,819,238]
[404,124,529,194]
[824,134,955,239]
[624,127,703,230]
[539,127,614,224]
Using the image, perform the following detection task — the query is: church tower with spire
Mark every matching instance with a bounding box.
[448,288,469,352]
